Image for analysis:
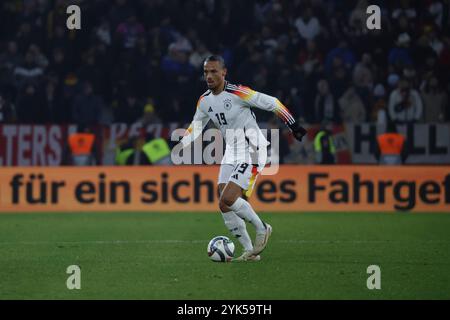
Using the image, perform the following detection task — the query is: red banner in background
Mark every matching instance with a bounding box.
[0,124,75,166]
[1,123,449,166]
[0,123,183,166]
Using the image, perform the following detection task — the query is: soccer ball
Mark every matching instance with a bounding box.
[207,236,235,262]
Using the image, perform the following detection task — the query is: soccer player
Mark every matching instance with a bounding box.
[177,55,306,261]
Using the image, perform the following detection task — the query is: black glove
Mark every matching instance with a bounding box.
[288,123,307,142]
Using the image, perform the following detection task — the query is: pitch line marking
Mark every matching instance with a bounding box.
[0,239,449,246]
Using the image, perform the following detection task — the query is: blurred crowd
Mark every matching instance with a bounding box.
[0,0,449,127]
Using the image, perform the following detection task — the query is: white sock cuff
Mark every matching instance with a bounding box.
[229,197,246,212]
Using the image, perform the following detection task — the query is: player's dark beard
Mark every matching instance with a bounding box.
[216,80,226,91]
[208,80,223,93]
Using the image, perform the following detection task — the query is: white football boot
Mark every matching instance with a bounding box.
[252,223,272,256]
[233,250,261,262]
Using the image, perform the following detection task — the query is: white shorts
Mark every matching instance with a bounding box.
[218,163,260,198]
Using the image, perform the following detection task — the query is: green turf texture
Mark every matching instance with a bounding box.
[0,212,449,299]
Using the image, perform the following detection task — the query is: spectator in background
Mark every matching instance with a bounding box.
[161,43,195,83]
[47,48,68,82]
[388,78,423,123]
[393,14,413,37]
[294,7,321,41]
[392,0,417,21]
[169,35,193,54]
[348,0,371,37]
[16,23,34,52]
[387,73,400,90]
[251,64,269,92]
[326,12,350,47]
[72,81,104,126]
[327,56,351,100]
[16,83,47,123]
[141,132,172,165]
[339,86,367,123]
[421,76,448,122]
[77,50,106,96]
[314,125,336,164]
[45,78,65,123]
[414,27,437,65]
[95,18,112,47]
[370,84,388,125]
[116,13,145,50]
[424,26,444,57]
[114,90,144,124]
[115,132,171,165]
[48,25,72,55]
[375,121,408,165]
[260,25,279,55]
[298,39,323,76]
[428,1,444,28]
[62,72,81,118]
[67,125,97,166]
[0,93,16,123]
[189,41,212,69]
[28,44,48,69]
[13,51,44,88]
[162,96,183,122]
[325,40,356,74]
[353,53,374,112]
[46,0,72,40]
[0,0,448,136]
[389,33,413,68]
[115,133,141,165]
[402,65,419,89]
[314,79,339,124]
[353,53,374,90]
[141,98,162,126]
[437,36,450,83]
[108,0,134,30]
[0,41,22,84]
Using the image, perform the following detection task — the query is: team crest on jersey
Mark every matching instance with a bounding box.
[223,99,232,110]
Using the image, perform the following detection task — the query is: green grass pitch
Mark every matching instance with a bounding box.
[0,211,449,299]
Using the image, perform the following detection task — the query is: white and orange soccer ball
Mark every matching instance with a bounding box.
[207,236,235,262]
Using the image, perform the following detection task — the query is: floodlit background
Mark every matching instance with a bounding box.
[0,0,449,300]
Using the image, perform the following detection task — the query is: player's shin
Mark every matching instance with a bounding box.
[228,198,266,234]
[221,211,253,251]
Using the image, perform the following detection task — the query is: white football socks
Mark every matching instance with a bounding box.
[221,211,253,251]
[229,198,266,234]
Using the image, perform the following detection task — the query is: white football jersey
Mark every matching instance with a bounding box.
[181,81,296,166]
